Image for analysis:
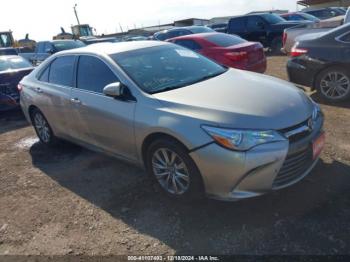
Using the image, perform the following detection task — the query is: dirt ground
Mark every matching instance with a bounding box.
[0,56,350,256]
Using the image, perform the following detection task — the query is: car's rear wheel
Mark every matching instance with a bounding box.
[316,67,350,102]
[31,109,58,146]
[146,138,204,201]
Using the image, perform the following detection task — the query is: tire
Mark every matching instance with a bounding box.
[270,37,283,55]
[145,138,204,201]
[315,67,350,102]
[30,108,58,146]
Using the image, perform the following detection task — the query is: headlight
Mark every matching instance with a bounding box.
[202,126,286,151]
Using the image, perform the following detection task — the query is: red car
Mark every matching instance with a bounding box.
[167,32,266,73]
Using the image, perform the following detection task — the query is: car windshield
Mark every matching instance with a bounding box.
[0,56,32,72]
[111,44,227,94]
[261,13,286,24]
[53,41,85,51]
[205,33,246,47]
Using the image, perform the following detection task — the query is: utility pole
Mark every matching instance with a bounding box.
[73,4,81,26]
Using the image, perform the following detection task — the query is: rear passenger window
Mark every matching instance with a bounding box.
[77,56,118,93]
[174,40,202,51]
[39,66,49,82]
[228,17,246,32]
[49,56,75,87]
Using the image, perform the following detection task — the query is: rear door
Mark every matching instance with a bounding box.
[33,55,77,136]
[70,55,137,160]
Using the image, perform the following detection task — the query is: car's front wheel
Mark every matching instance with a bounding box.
[316,67,350,102]
[146,138,204,201]
[31,109,58,146]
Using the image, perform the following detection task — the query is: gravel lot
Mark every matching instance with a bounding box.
[0,56,350,256]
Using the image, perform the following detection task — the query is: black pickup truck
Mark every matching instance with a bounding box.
[227,13,305,54]
[22,40,85,66]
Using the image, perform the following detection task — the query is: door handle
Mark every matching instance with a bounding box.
[71,98,81,104]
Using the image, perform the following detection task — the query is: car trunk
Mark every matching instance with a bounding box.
[217,42,265,72]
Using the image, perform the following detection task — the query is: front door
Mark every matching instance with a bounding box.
[70,55,137,161]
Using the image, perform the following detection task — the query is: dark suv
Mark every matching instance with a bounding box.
[227,13,304,54]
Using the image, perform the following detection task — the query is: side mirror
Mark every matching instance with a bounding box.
[103,82,122,97]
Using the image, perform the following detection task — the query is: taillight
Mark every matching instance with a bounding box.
[17,84,24,92]
[290,47,308,57]
[282,32,287,47]
[225,51,248,61]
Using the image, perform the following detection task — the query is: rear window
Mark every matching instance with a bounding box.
[205,34,246,47]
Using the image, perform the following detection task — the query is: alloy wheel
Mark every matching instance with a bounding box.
[33,113,51,143]
[320,71,350,100]
[152,148,190,195]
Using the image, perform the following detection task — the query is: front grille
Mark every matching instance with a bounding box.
[273,146,313,189]
[279,119,311,143]
[0,84,12,95]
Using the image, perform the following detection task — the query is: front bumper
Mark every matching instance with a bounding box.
[190,115,324,201]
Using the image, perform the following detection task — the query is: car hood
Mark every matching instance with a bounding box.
[152,69,313,130]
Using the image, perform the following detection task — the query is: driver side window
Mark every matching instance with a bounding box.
[77,56,119,93]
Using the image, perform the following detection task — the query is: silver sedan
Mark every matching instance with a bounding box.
[19,41,325,201]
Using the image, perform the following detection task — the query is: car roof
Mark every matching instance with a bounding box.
[59,41,168,56]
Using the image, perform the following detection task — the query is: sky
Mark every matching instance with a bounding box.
[1,0,299,41]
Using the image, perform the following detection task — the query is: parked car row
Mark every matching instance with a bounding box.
[287,23,350,102]
[19,41,325,201]
[0,55,33,111]
[20,40,86,66]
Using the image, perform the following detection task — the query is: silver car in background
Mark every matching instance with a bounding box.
[19,41,325,201]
